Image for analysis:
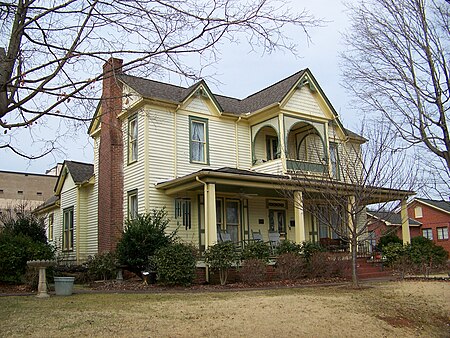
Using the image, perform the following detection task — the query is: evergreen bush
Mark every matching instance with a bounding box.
[154,243,197,286]
[204,241,238,285]
[86,252,118,281]
[116,208,176,278]
[241,241,271,262]
[275,240,302,255]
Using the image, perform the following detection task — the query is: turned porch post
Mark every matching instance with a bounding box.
[205,183,217,248]
[294,191,306,244]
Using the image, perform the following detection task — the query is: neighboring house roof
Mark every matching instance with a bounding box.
[412,198,450,215]
[34,195,60,213]
[54,161,94,194]
[65,161,94,184]
[367,211,422,227]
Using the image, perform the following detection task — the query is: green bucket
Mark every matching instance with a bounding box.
[54,277,75,296]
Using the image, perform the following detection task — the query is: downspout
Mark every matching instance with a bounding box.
[144,111,150,211]
[196,176,209,283]
[174,105,180,178]
[235,116,242,169]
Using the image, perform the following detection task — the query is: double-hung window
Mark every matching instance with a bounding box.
[48,213,54,241]
[437,227,448,240]
[190,116,209,164]
[63,207,74,251]
[330,142,340,179]
[128,190,138,220]
[422,228,433,240]
[128,114,138,163]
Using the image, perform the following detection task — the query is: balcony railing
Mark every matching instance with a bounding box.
[286,159,327,174]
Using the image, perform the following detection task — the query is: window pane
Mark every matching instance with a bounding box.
[191,119,207,163]
[192,122,204,141]
[226,201,239,225]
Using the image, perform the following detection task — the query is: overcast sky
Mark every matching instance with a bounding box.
[1,0,357,174]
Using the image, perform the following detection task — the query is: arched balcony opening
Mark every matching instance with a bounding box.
[286,122,327,173]
[252,126,280,165]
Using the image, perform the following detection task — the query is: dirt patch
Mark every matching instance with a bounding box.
[378,316,415,328]
[89,276,348,292]
[0,283,33,294]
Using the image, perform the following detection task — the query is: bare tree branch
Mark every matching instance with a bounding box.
[341,0,450,191]
[0,0,321,159]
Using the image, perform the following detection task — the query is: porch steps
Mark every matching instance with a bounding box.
[354,258,392,279]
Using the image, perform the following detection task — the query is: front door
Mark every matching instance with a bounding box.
[226,200,240,243]
[269,209,286,240]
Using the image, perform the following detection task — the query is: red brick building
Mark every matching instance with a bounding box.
[407,198,450,256]
[367,211,421,251]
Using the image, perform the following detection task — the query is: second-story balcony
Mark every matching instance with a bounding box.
[251,121,335,177]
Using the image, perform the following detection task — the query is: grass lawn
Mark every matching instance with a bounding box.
[0,281,449,337]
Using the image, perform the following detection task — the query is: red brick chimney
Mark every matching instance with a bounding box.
[98,57,124,253]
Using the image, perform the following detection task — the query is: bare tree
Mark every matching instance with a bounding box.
[282,120,416,287]
[341,0,450,192]
[0,0,320,159]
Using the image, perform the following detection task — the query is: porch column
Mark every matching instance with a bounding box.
[205,183,217,248]
[294,191,306,244]
[400,197,410,244]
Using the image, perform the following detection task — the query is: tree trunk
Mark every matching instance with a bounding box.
[351,236,359,288]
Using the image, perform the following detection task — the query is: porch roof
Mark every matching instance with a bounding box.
[155,167,414,203]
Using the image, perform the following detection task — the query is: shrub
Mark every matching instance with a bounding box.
[378,233,402,251]
[86,252,118,281]
[276,240,302,255]
[0,232,55,283]
[306,252,331,278]
[383,242,413,278]
[239,259,266,284]
[241,241,271,262]
[116,208,176,278]
[1,207,47,244]
[276,253,305,280]
[154,243,197,286]
[410,236,448,276]
[204,241,238,285]
[301,241,324,263]
[383,237,448,278]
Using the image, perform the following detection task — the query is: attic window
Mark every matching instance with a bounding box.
[18,190,23,195]
[414,206,422,218]
[37,192,43,196]
[0,189,3,194]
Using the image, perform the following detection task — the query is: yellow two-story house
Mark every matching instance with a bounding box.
[39,58,413,264]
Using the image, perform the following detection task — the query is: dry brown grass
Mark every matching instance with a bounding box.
[0,281,449,337]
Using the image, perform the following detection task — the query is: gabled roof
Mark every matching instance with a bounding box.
[412,198,450,215]
[118,70,306,115]
[367,211,422,226]
[54,161,94,194]
[115,69,363,140]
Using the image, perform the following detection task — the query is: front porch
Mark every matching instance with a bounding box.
[156,167,413,254]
